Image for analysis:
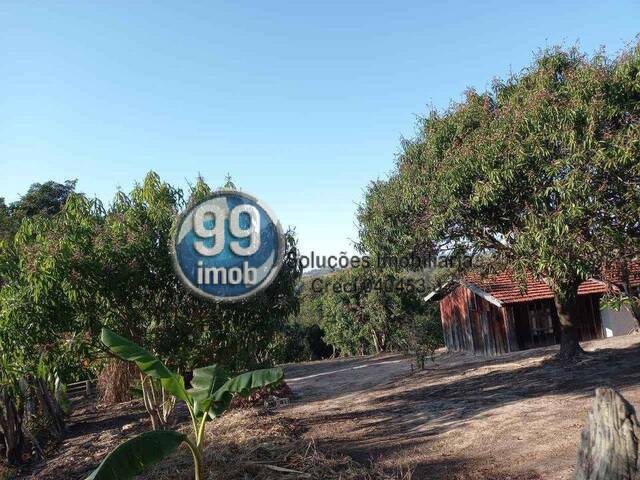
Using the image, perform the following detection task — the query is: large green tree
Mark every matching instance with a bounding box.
[0,180,76,244]
[10,180,77,219]
[0,180,78,464]
[359,45,640,359]
[0,172,301,415]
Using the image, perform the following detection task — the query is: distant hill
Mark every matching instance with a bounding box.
[302,268,335,278]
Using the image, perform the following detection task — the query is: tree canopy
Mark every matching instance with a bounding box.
[0,173,302,464]
[358,45,640,359]
[296,268,441,357]
[0,180,77,243]
[0,173,302,381]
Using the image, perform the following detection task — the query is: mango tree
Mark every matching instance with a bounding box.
[315,267,438,356]
[3,173,301,403]
[358,45,640,360]
[87,328,284,480]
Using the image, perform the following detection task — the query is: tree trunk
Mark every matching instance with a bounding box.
[0,389,25,465]
[34,378,65,439]
[619,262,640,328]
[372,330,387,353]
[553,284,584,360]
[372,332,381,354]
[575,388,640,480]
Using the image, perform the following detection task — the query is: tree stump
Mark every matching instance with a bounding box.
[576,388,640,480]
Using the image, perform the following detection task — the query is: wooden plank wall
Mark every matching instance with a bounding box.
[439,285,510,356]
[439,285,472,352]
[439,288,604,356]
[576,295,604,341]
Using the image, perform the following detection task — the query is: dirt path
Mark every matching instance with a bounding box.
[283,336,640,480]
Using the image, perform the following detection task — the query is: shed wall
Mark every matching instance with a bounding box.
[440,288,605,356]
[439,285,510,355]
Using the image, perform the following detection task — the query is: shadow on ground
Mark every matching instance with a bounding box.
[285,337,640,479]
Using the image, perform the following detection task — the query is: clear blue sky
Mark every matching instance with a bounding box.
[2,1,639,257]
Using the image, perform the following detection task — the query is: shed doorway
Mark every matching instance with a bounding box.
[513,300,560,350]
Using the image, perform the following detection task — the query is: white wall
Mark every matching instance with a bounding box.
[601,306,638,337]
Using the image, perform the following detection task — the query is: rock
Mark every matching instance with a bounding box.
[122,423,136,432]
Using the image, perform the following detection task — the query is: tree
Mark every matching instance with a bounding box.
[0,199,13,244]
[0,172,302,463]
[9,180,77,219]
[313,267,438,356]
[0,180,79,464]
[1,172,301,406]
[358,45,640,360]
[0,180,77,259]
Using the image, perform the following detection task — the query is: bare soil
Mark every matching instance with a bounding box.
[9,335,640,479]
[283,335,640,480]
[15,399,151,479]
[11,386,401,479]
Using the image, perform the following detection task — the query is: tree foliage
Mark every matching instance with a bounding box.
[299,268,442,357]
[358,45,640,359]
[0,173,301,465]
[0,180,79,464]
[2,172,301,376]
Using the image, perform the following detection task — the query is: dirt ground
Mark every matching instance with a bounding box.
[283,335,640,480]
[16,399,151,479]
[13,382,400,480]
[13,397,403,480]
[10,335,640,479]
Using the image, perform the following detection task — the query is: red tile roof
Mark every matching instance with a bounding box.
[463,272,608,305]
[601,262,640,289]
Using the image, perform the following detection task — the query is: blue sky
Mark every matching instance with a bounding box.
[2,1,639,257]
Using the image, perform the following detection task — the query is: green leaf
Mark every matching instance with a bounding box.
[85,430,187,480]
[208,367,284,418]
[187,364,230,417]
[100,328,189,403]
[220,367,284,397]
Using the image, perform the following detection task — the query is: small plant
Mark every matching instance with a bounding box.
[86,328,284,480]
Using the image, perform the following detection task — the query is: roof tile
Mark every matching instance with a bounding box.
[464,272,608,305]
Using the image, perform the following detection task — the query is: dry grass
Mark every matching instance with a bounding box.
[97,358,138,404]
[143,408,413,480]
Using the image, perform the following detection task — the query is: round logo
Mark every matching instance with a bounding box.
[172,189,285,301]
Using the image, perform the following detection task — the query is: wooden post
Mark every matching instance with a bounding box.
[575,388,640,480]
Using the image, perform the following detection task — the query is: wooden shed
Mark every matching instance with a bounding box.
[425,273,609,356]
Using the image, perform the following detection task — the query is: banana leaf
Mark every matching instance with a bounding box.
[100,328,189,402]
[85,430,187,480]
[187,364,229,417]
[208,367,284,418]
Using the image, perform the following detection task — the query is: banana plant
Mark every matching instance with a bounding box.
[86,328,284,480]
